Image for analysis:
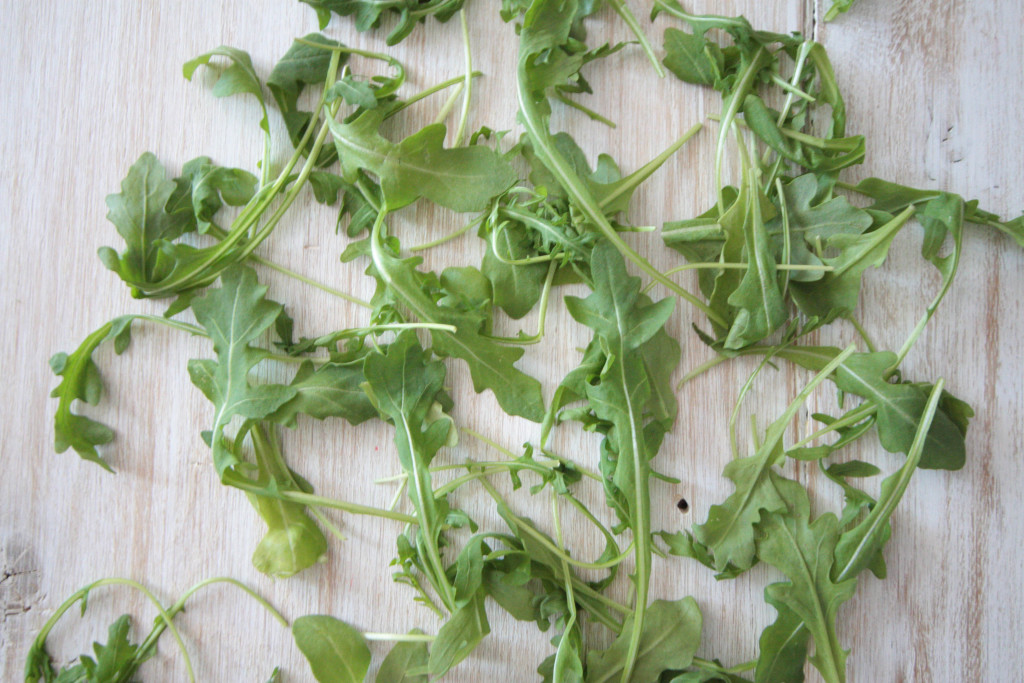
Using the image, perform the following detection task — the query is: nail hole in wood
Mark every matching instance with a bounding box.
[676,497,689,513]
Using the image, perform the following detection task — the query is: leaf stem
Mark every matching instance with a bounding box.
[554,91,617,128]
[249,254,372,308]
[409,213,485,251]
[789,403,877,450]
[607,0,665,77]
[454,9,473,146]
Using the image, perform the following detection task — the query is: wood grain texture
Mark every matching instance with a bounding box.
[1,0,1021,681]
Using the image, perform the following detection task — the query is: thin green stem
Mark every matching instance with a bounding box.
[789,403,877,450]
[607,0,665,77]
[490,222,559,265]
[729,350,782,459]
[454,9,473,146]
[433,83,465,125]
[285,491,417,524]
[692,656,758,675]
[250,254,372,308]
[676,353,731,389]
[554,91,617,128]
[388,71,484,116]
[777,177,793,295]
[600,123,702,212]
[846,315,878,352]
[409,214,485,251]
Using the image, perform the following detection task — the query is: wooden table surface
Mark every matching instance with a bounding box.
[2,1,1022,681]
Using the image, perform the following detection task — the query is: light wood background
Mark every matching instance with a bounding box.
[2,1,1022,681]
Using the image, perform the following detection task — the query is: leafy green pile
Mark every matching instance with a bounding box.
[33,1,1022,682]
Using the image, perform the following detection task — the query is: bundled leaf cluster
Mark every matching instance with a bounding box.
[36,1,1023,683]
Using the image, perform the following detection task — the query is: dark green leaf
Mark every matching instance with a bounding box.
[50,316,136,471]
[188,266,297,477]
[584,598,702,683]
[329,110,517,212]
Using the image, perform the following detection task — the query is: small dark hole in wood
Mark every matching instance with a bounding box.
[676,497,689,513]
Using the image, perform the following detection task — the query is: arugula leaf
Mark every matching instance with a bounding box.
[755,486,856,683]
[768,174,872,282]
[376,633,429,683]
[188,266,297,477]
[98,154,190,292]
[427,591,490,676]
[774,347,967,469]
[481,221,550,319]
[247,424,328,578]
[564,241,677,681]
[364,331,458,609]
[663,28,722,86]
[328,109,517,213]
[49,316,136,471]
[293,615,371,683]
[517,0,722,328]
[722,171,787,349]
[584,598,702,683]
[368,220,545,421]
[789,207,913,318]
[268,34,345,149]
[50,615,152,683]
[692,346,855,573]
[297,0,464,45]
[183,46,269,133]
[268,360,377,428]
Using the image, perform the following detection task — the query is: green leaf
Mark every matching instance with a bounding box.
[756,486,856,683]
[775,347,968,469]
[364,331,458,606]
[329,110,517,212]
[45,614,152,683]
[368,226,545,421]
[723,171,786,349]
[769,174,872,283]
[298,0,464,45]
[427,592,490,676]
[789,207,913,318]
[833,381,943,581]
[328,76,379,110]
[663,28,721,86]
[188,266,297,477]
[269,34,346,147]
[564,241,678,681]
[268,360,376,428]
[584,598,702,683]
[100,153,187,288]
[293,615,371,683]
[693,346,855,573]
[453,536,489,608]
[183,46,268,132]
[481,222,549,319]
[376,633,429,683]
[250,492,328,578]
[753,602,808,683]
[50,316,136,471]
